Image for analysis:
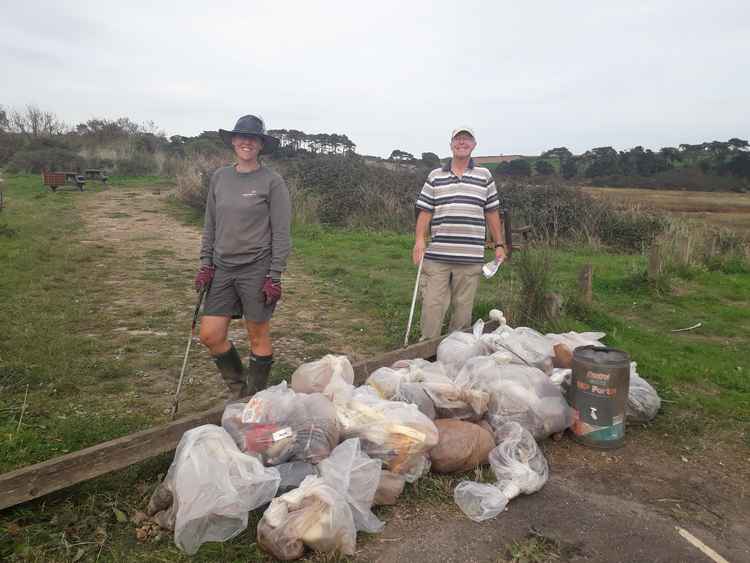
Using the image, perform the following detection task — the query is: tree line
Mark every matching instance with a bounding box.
[494,140,750,182]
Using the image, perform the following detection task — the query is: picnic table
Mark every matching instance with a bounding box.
[42,171,86,192]
[84,169,108,183]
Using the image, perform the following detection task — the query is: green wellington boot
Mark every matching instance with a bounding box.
[213,343,247,398]
[247,354,273,395]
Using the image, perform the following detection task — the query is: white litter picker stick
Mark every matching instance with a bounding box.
[404,255,424,348]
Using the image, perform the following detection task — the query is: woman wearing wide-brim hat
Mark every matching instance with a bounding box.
[195,114,291,397]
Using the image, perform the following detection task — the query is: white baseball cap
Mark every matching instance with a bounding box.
[451,126,475,141]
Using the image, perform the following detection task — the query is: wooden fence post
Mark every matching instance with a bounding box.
[578,263,593,305]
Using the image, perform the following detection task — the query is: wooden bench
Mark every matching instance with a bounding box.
[42,171,85,192]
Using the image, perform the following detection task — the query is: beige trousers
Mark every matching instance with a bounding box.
[419,259,483,340]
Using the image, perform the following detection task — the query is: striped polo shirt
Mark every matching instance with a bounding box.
[416,158,499,264]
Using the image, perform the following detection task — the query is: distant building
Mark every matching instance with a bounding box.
[472,155,525,165]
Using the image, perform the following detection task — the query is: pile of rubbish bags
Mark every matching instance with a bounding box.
[147,311,662,558]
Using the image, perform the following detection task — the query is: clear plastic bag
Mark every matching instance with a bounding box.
[291,355,355,403]
[628,362,661,422]
[436,320,494,372]
[366,361,488,421]
[276,461,318,495]
[257,475,356,560]
[318,438,384,534]
[374,470,406,505]
[486,326,555,374]
[336,386,439,479]
[454,422,548,522]
[222,382,340,465]
[150,425,280,555]
[455,356,572,439]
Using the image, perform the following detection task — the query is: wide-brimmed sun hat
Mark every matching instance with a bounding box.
[219,115,280,155]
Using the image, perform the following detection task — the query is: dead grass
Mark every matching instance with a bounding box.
[582,186,750,236]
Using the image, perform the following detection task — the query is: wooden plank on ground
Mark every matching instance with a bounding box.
[0,407,223,511]
[0,320,498,510]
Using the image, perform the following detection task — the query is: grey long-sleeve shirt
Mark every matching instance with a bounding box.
[199,165,292,277]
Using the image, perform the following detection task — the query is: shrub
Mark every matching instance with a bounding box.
[278,154,424,230]
[6,147,84,173]
[513,246,555,327]
[496,181,666,251]
[534,159,555,176]
[647,218,749,283]
[116,153,159,176]
[174,154,227,213]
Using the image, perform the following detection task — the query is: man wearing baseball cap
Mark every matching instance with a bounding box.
[413,126,506,339]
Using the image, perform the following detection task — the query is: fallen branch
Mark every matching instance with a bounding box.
[671,322,702,333]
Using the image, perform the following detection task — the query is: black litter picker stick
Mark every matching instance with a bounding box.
[171,285,208,420]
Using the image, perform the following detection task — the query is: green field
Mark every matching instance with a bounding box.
[0,174,748,561]
[292,224,750,432]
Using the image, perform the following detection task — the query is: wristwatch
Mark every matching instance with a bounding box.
[494,243,506,249]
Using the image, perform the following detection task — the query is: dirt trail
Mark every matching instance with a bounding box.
[78,184,385,418]
[75,183,750,562]
[358,432,750,562]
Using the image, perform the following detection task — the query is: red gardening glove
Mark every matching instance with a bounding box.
[194,265,215,292]
[262,276,282,305]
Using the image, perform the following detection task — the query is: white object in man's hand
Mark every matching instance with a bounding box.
[482,257,504,279]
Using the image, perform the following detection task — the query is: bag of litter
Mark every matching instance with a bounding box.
[148,425,280,555]
[276,462,318,495]
[336,386,439,480]
[373,470,407,505]
[430,419,495,474]
[454,422,548,522]
[455,356,572,439]
[436,320,493,372]
[627,362,661,422]
[318,438,384,534]
[486,326,555,374]
[257,475,356,560]
[222,382,340,465]
[291,354,355,403]
[367,360,488,421]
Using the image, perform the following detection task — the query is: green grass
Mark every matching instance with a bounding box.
[2,178,747,561]
[291,224,750,434]
[0,175,158,473]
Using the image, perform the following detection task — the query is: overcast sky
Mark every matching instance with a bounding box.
[2,1,749,158]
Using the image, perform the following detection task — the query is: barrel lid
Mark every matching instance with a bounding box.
[573,345,629,365]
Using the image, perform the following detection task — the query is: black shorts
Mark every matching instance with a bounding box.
[202,257,276,322]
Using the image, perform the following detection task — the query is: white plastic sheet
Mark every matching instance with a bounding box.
[454,422,548,522]
[154,425,280,555]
